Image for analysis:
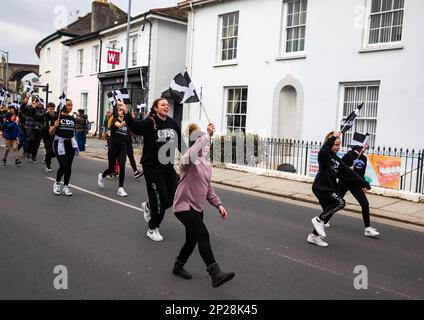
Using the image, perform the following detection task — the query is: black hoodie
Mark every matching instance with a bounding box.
[312,136,368,195]
[124,113,181,168]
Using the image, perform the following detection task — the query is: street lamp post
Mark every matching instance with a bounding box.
[0,49,9,91]
[124,0,132,89]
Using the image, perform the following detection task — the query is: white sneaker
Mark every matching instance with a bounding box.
[307,233,328,247]
[311,217,326,237]
[62,186,73,196]
[98,173,105,188]
[141,202,151,223]
[53,182,61,195]
[365,227,380,238]
[117,187,128,197]
[147,228,163,242]
[325,222,330,228]
[45,167,53,173]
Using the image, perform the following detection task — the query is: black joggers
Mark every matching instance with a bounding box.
[54,140,75,186]
[102,145,127,188]
[312,191,346,236]
[339,182,370,227]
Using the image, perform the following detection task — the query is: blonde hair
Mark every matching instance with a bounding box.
[324,131,334,142]
[188,123,200,137]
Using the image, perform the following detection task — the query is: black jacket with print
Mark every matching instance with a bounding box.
[124,113,181,168]
[312,136,368,195]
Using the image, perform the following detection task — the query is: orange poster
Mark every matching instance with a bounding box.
[366,154,401,190]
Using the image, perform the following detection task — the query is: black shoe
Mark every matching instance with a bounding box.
[15,159,22,166]
[134,170,144,179]
[172,260,192,279]
[2,159,6,166]
[207,263,235,288]
[31,157,37,163]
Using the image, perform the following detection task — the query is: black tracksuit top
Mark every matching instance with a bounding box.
[124,113,181,168]
[341,150,367,178]
[312,136,368,195]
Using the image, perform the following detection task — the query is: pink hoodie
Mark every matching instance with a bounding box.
[173,134,222,213]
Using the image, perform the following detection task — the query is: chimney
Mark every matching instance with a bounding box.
[91,0,126,32]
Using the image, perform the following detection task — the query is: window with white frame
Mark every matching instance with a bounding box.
[219,12,239,62]
[45,47,51,72]
[81,92,88,112]
[368,0,404,45]
[226,87,248,133]
[341,84,380,148]
[284,0,307,54]
[92,45,100,73]
[131,36,138,67]
[77,49,84,75]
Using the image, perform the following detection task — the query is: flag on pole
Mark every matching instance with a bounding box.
[25,82,34,95]
[108,92,118,117]
[113,88,131,104]
[169,71,200,104]
[349,132,370,149]
[341,102,364,134]
[0,89,10,105]
[57,92,67,114]
[8,101,20,110]
[35,95,45,107]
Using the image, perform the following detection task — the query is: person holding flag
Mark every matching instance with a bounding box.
[308,130,371,247]
[49,96,79,196]
[338,132,380,238]
[117,96,181,242]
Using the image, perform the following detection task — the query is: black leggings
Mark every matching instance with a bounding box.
[102,145,127,188]
[143,165,178,230]
[43,135,55,166]
[54,140,75,186]
[126,140,137,172]
[175,209,216,267]
[312,191,346,236]
[339,182,370,227]
[29,129,42,158]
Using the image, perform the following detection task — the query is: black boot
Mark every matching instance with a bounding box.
[207,263,235,288]
[172,260,192,279]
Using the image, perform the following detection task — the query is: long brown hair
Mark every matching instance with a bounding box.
[148,98,167,130]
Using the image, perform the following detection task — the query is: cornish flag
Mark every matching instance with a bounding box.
[35,95,45,106]
[341,102,364,134]
[25,82,34,95]
[57,92,67,113]
[169,72,200,104]
[107,92,116,107]
[8,101,20,110]
[349,132,370,148]
[113,88,131,104]
[0,89,10,104]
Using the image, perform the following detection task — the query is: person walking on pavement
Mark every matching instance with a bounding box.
[97,108,129,197]
[49,99,79,196]
[117,98,181,242]
[74,109,88,152]
[308,131,370,247]
[43,103,56,172]
[28,97,46,162]
[172,123,235,288]
[338,143,380,238]
[1,112,22,166]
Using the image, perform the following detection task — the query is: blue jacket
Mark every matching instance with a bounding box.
[3,121,20,140]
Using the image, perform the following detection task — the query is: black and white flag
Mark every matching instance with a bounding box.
[57,92,67,113]
[108,92,116,107]
[25,82,34,95]
[0,89,10,105]
[349,132,370,148]
[35,95,45,106]
[113,88,131,104]
[341,102,364,134]
[8,101,20,110]
[169,71,200,104]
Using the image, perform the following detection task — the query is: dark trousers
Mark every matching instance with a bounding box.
[175,208,216,267]
[339,182,370,227]
[43,134,55,167]
[126,140,138,172]
[18,131,28,154]
[75,131,86,152]
[143,165,178,230]
[312,191,346,236]
[54,140,75,186]
[102,144,127,188]
[28,129,42,159]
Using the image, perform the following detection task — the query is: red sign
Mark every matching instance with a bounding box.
[107,50,120,65]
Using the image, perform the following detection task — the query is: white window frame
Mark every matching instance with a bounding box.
[224,87,248,134]
[45,47,51,72]
[362,0,405,51]
[280,0,308,59]
[130,35,138,67]
[92,45,100,74]
[217,12,239,65]
[76,48,84,75]
[338,82,380,148]
[80,92,88,113]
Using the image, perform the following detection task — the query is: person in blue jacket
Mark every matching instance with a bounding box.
[2,112,22,166]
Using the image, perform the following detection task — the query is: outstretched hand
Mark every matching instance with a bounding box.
[207,123,215,137]
[218,205,228,220]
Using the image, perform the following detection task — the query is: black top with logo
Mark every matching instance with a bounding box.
[51,114,75,138]
[110,118,128,147]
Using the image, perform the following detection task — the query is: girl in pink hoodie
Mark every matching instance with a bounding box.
[172,123,235,288]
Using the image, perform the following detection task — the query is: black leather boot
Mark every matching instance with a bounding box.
[172,260,192,279]
[207,262,235,288]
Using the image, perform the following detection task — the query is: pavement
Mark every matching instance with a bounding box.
[81,136,424,228]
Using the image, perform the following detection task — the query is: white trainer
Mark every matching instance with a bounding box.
[98,173,105,188]
[307,233,328,247]
[53,182,61,195]
[147,228,163,242]
[62,186,73,196]
[325,222,330,228]
[141,202,151,223]
[365,227,380,238]
[311,217,326,237]
[117,187,128,197]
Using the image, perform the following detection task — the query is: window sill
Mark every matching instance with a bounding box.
[45,70,51,74]
[213,61,238,68]
[276,53,306,61]
[75,74,84,78]
[359,44,404,53]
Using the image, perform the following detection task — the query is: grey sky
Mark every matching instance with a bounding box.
[0,0,178,65]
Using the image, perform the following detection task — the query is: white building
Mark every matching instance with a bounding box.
[179,0,424,150]
[62,7,187,133]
